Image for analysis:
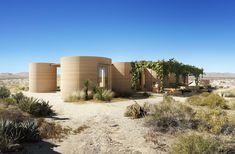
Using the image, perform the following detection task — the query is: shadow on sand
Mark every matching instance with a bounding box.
[13,140,61,154]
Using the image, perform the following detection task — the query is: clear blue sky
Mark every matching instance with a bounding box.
[0,0,235,73]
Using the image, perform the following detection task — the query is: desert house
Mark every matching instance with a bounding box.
[29,56,187,99]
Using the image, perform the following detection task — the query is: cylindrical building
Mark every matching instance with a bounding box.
[29,63,57,92]
[60,56,112,99]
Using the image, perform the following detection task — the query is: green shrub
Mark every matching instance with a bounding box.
[0,87,11,99]
[29,101,53,117]
[170,133,219,154]
[93,88,114,102]
[146,96,196,131]
[0,98,16,106]
[11,92,25,104]
[124,102,147,118]
[18,97,53,117]
[18,97,37,113]
[187,93,229,109]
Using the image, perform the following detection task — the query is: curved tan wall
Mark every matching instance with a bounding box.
[29,63,57,92]
[60,56,112,99]
[112,62,132,93]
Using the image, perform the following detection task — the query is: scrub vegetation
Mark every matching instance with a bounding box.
[125,94,235,153]
[66,80,115,102]
[0,87,87,153]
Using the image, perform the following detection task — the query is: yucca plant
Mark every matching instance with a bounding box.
[0,119,40,144]
[93,87,114,102]
[29,100,53,117]
[18,97,39,113]
[12,92,26,104]
[18,97,53,117]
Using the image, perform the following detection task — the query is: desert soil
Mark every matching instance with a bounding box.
[16,92,186,154]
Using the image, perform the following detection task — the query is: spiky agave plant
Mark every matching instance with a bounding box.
[29,100,53,117]
[0,119,40,144]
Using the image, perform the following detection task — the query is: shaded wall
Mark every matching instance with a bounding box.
[112,62,132,93]
[60,56,112,99]
[29,63,57,92]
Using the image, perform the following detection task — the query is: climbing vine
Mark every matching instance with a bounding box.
[130,59,204,91]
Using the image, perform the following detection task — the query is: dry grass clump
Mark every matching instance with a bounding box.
[170,133,220,154]
[66,80,115,102]
[195,109,235,135]
[221,89,235,97]
[146,96,196,132]
[73,125,89,134]
[228,99,235,110]
[93,88,115,102]
[144,95,235,134]
[37,119,72,141]
[65,90,93,102]
[124,102,147,119]
[0,108,29,122]
[187,92,229,109]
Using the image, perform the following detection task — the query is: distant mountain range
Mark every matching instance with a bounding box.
[204,73,235,79]
[0,72,28,80]
[0,72,235,80]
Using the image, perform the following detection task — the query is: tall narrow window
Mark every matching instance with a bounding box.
[98,65,108,88]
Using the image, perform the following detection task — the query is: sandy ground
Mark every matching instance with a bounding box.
[16,92,186,154]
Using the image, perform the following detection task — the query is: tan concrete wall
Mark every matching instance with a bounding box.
[112,62,132,93]
[29,63,57,92]
[60,56,112,99]
[144,68,160,91]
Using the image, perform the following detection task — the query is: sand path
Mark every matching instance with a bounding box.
[18,92,186,154]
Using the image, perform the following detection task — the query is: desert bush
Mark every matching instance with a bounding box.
[0,119,40,152]
[37,119,72,140]
[93,87,114,102]
[170,133,219,154]
[0,108,28,122]
[0,98,16,106]
[65,90,93,102]
[124,102,147,118]
[187,92,229,109]
[11,92,25,104]
[0,119,39,152]
[0,87,11,99]
[146,96,196,131]
[18,97,53,117]
[195,109,235,134]
[29,100,53,117]
[221,89,235,97]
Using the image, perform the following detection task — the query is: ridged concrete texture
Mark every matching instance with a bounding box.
[112,62,132,93]
[29,63,57,92]
[60,56,112,99]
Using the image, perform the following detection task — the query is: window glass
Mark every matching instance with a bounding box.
[98,65,108,88]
